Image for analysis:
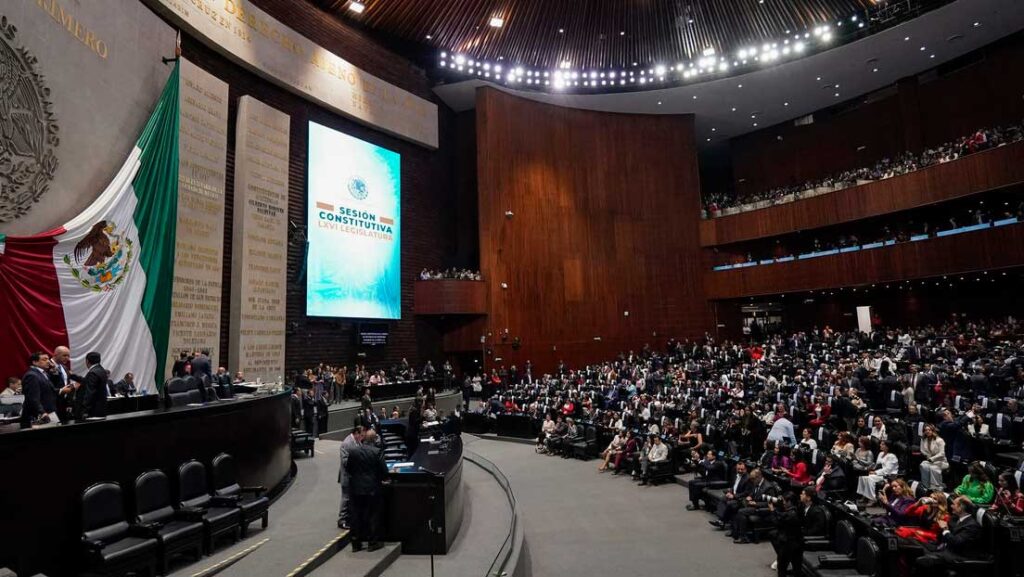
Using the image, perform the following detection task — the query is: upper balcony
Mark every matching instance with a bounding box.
[704,219,1024,300]
[699,140,1024,247]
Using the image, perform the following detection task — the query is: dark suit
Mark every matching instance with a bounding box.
[79,364,108,419]
[914,514,984,574]
[345,443,389,546]
[803,504,827,537]
[732,480,779,538]
[19,368,50,428]
[190,355,213,386]
[715,473,752,523]
[689,458,728,507]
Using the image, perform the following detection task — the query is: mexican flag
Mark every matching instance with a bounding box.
[0,64,180,393]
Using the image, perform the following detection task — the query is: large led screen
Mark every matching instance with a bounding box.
[307,121,401,319]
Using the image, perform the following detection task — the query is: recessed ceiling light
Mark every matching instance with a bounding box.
[930,54,935,59]
[425,34,432,40]
[558,28,564,34]
[620,31,626,36]
[816,76,821,81]
[706,138,712,142]
[904,36,910,41]
[692,95,698,100]
[731,107,737,111]
[834,92,840,97]
[973,22,981,27]
[920,46,926,51]
[753,122,758,127]
[349,1,365,14]
[489,17,505,28]
[737,84,743,88]
[657,101,662,105]
[711,127,717,132]
[872,68,878,72]
[783,102,789,106]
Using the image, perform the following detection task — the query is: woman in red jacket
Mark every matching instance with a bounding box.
[893,492,949,576]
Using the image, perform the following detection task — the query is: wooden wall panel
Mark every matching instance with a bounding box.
[705,224,1024,299]
[727,35,1024,197]
[700,140,1024,246]
[477,88,712,372]
[176,0,457,375]
[414,281,488,315]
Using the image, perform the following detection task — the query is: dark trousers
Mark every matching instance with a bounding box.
[732,506,766,536]
[913,550,964,575]
[775,546,802,577]
[688,479,715,505]
[717,499,742,523]
[350,493,380,545]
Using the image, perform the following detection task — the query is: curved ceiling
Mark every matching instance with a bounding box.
[432,0,1024,147]
[322,0,876,70]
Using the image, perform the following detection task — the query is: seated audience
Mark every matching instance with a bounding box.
[914,496,986,573]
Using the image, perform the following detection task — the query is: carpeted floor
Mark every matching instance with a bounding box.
[463,434,777,577]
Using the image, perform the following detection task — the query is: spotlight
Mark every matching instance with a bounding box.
[655,65,667,76]
[348,1,365,14]
[489,17,504,28]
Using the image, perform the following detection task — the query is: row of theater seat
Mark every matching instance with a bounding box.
[80,453,270,577]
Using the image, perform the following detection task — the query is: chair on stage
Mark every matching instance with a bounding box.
[80,481,159,577]
[133,470,205,574]
[175,460,242,554]
[210,453,270,537]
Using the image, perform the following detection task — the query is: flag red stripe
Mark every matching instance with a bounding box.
[0,228,69,382]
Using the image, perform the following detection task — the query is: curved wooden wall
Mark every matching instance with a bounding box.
[476,88,711,371]
[699,141,1024,247]
[705,224,1024,299]
[414,280,488,315]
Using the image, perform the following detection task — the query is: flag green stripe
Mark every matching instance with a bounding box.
[133,63,180,389]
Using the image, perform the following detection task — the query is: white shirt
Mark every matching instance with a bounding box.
[648,442,669,462]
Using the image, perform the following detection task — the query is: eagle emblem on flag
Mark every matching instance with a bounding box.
[62,220,133,292]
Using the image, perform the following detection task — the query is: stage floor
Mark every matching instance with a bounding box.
[461,434,777,577]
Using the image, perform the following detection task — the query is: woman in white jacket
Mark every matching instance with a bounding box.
[857,440,900,502]
[919,424,949,491]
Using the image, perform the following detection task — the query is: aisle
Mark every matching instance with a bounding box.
[463,435,776,577]
[169,441,344,577]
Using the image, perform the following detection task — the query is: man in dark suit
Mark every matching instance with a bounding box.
[731,468,780,543]
[114,373,136,397]
[345,430,389,552]
[710,461,752,529]
[914,496,985,574]
[190,350,213,386]
[78,352,108,420]
[687,450,728,510]
[801,487,827,538]
[171,351,190,378]
[20,352,54,428]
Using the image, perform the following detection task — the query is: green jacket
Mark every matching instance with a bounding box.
[955,475,994,504]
